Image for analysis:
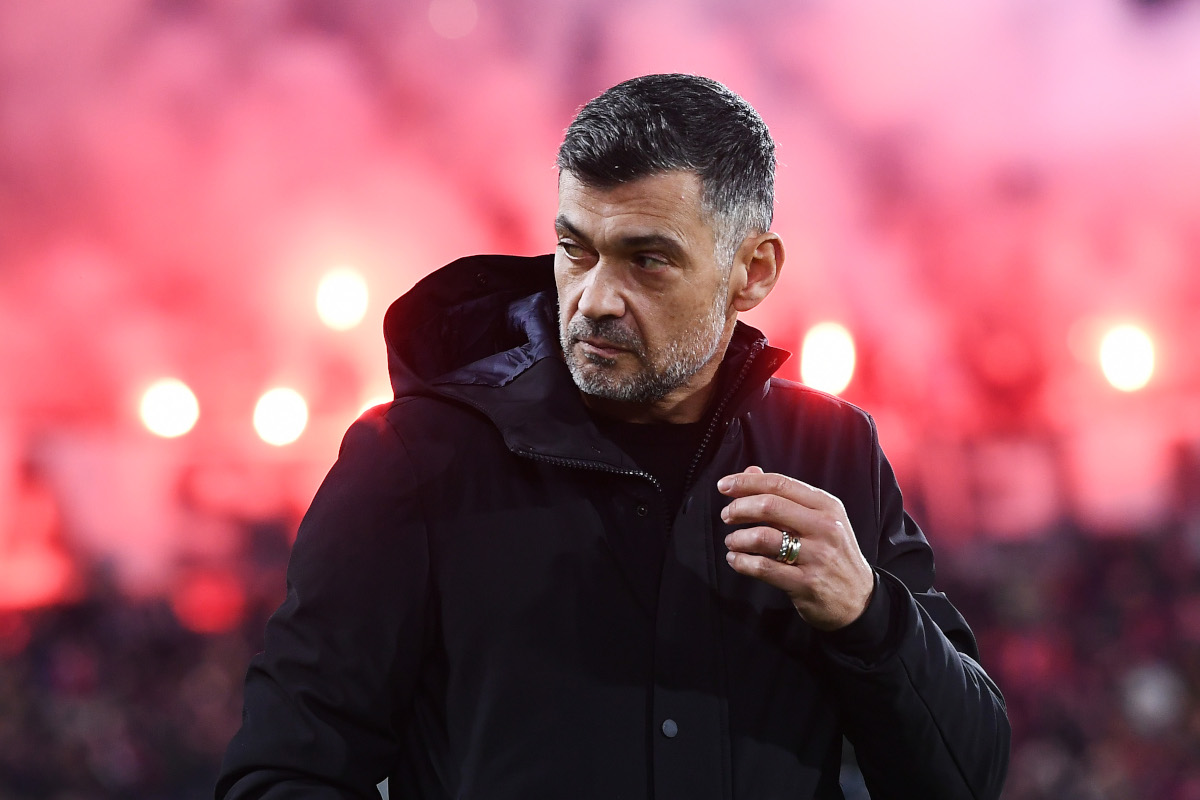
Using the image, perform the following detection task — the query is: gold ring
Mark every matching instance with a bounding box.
[777,531,801,565]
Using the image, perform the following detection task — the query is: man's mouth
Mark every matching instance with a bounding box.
[578,338,626,359]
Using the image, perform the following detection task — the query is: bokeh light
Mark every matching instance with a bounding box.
[800,322,857,396]
[170,569,246,635]
[139,378,200,438]
[428,0,478,39]
[253,387,308,446]
[316,268,369,331]
[1099,324,1155,392]
[359,394,393,416]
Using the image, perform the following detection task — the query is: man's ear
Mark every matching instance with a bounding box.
[730,232,784,313]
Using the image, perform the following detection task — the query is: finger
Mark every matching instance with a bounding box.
[724,526,804,562]
[724,550,804,593]
[721,494,834,541]
[717,470,840,513]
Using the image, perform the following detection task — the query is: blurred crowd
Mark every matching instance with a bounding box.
[2,486,1200,799]
[0,594,255,800]
[0,511,292,800]
[947,529,1200,800]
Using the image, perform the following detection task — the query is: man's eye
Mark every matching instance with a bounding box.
[558,241,586,259]
[634,254,669,271]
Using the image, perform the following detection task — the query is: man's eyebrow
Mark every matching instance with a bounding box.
[554,215,586,240]
[555,216,687,259]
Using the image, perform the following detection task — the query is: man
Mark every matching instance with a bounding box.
[217,74,1009,799]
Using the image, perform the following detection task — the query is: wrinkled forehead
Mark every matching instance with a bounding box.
[556,171,715,242]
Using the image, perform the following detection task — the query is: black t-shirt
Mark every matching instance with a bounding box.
[591,414,707,516]
[590,413,707,605]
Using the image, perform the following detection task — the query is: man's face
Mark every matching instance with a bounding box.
[554,170,734,410]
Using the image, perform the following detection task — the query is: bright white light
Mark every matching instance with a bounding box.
[428,0,478,39]
[316,268,369,331]
[801,322,856,396]
[359,394,393,416]
[254,388,308,446]
[1099,324,1155,392]
[140,378,199,438]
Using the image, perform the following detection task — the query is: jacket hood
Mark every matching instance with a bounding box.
[383,253,560,399]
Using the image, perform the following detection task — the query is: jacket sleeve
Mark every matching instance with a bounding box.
[816,419,1010,800]
[215,410,431,799]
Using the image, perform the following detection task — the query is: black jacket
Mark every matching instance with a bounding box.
[217,254,1009,800]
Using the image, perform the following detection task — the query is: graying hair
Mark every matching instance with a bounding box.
[557,73,775,268]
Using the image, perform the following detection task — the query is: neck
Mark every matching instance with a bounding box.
[581,378,718,424]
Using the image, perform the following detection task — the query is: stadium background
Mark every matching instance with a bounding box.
[2,1,1200,797]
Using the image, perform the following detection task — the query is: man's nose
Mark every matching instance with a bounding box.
[576,261,625,319]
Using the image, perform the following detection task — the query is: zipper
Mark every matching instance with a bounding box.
[437,389,660,490]
[514,449,663,494]
[447,388,667,496]
[516,449,674,550]
[682,339,765,492]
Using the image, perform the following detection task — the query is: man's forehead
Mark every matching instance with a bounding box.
[557,167,702,193]
[556,170,706,221]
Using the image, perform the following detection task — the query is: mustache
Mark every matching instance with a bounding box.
[566,316,645,355]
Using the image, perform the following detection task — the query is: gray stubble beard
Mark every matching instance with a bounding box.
[559,273,731,405]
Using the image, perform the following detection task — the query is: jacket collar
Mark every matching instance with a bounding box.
[383,253,790,469]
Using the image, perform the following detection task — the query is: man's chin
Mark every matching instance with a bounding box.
[569,362,637,401]
[572,362,621,391]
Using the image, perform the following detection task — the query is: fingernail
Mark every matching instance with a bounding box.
[717,477,732,492]
[720,507,730,522]
[723,534,732,547]
[725,552,735,564]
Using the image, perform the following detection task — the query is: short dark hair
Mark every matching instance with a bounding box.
[557,73,775,266]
